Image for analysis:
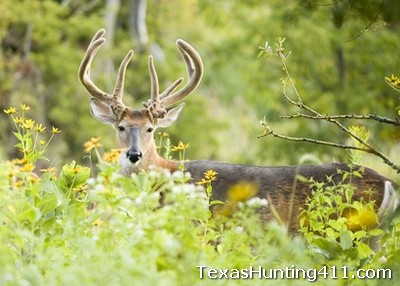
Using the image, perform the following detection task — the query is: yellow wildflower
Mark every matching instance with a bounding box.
[12,158,28,165]
[14,117,25,126]
[28,176,40,184]
[73,185,85,193]
[51,126,61,134]
[13,180,24,188]
[20,104,30,111]
[39,140,46,146]
[8,169,17,178]
[34,123,46,133]
[22,119,35,130]
[92,218,103,227]
[4,107,17,115]
[197,169,218,185]
[344,205,378,231]
[227,181,259,202]
[215,182,260,217]
[84,137,102,153]
[40,167,58,179]
[205,169,217,181]
[103,149,123,163]
[72,165,83,174]
[21,163,35,173]
[22,148,31,155]
[385,74,400,91]
[171,141,190,151]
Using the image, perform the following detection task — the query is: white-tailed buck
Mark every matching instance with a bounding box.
[79,29,398,231]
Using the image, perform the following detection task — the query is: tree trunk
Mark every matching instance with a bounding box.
[130,0,148,52]
[104,0,121,90]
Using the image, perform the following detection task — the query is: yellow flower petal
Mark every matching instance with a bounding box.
[52,126,61,134]
[83,137,102,153]
[20,104,30,111]
[227,181,259,202]
[4,107,17,114]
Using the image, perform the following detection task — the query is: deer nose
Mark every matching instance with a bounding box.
[126,149,142,163]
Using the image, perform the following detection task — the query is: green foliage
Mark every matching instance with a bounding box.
[348,126,370,165]
[1,110,399,285]
[258,37,399,174]
[0,114,302,285]
[299,171,400,283]
[300,171,384,267]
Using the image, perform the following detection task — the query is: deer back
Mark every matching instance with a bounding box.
[184,161,393,231]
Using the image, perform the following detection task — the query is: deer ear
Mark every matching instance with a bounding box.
[90,98,116,124]
[157,103,185,128]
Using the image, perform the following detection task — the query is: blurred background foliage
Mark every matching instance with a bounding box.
[0,0,399,177]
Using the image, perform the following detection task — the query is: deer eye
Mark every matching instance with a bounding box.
[117,126,126,132]
[146,127,154,133]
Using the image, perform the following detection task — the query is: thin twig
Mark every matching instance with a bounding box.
[346,0,384,42]
[282,113,400,126]
[263,45,400,173]
[258,123,372,153]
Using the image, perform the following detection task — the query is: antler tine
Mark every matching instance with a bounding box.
[159,78,184,99]
[158,39,203,108]
[144,54,183,119]
[79,28,133,109]
[148,55,184,103]
[112,50,134,101]
[78,29,110,102]
[148,56,159,102]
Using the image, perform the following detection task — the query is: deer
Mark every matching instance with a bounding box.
[79,29,398,232]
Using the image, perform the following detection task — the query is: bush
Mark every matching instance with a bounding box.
[0,106,398,285]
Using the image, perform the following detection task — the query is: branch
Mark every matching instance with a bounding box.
[282,113,400,126]
[259,39,400,173]
[259,121,400,173]
[278,50,375,152]
[346,2,382,42]
[258,123,372,153]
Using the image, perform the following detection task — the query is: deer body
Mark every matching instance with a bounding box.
[79,29,398,232]
[184,161,391,231]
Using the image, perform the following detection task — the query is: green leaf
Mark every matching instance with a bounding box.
[58,161,90,191]
[353,230,367,240]
[216,244,224,254]
[340,230,353,250]
[13,131,23,141]
[25,136,33,150]
[210,200,225,206]
[311,237,341,259]
[328,219,344,231]
[368,228,385,237]
[20,205,42,224]
[356,242,373,260]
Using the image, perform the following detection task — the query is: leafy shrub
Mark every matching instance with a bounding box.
[299,170,384,266]
[1,106,398,285]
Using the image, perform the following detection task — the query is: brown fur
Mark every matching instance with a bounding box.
[183,160,390,232]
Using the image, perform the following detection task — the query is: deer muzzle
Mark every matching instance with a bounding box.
[127,149,142,163]
[126,127,142,164]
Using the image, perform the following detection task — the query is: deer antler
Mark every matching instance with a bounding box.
[143,39,203,119]
[79,29,202,122]
[78,29,133,118]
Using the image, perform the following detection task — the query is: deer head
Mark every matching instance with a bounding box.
[78,29,203,173]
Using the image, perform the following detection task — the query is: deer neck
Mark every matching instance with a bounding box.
[154,156,180,173]
[144,143,180,172]
[119,146,180,176]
